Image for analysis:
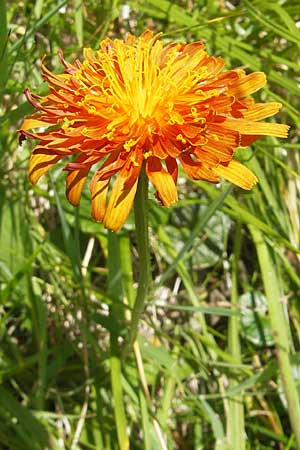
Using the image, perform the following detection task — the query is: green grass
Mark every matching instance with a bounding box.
[1,0,300,449]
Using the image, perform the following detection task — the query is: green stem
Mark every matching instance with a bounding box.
[249,225,300,450]
[128,166,150,347]
[227,223,245,450]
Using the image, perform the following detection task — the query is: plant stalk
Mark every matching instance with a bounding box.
[128,165,150,347]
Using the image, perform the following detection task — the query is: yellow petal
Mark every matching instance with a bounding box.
[21,118,50,131]
[29,153,62,184]
[223,119,289,137]
[103,172,139,231]
[90,173,110,222]
[242,102,282,121]
[146,157,178,206]
[228,72,266,98]
[180,155,219,182]
[212,160,258,190]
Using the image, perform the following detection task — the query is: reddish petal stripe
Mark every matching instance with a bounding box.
[240,135,260,146]
[165,157,178,184]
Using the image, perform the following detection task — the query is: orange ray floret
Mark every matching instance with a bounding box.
[20,30,289,231]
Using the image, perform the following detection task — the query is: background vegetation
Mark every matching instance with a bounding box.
[1,0,300,449]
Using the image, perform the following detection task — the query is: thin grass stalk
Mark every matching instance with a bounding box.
[127,165,150,348]
[108,232,129,450]
[140,390,151,450]
[0,0,8,88]
[227,223,245,450]
[249,225,300,450]
[74,0,83,47]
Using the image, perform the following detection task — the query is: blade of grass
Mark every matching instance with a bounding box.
[0,0,8,88]
[28,276,48,411]
[198,398,226,450]
[249,225,300,450]
[139,391,151,450]
[74,0,83,47]
[108,232,129,450]
[227,223,245,450]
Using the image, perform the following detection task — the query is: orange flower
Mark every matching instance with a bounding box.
[21,30,289,231]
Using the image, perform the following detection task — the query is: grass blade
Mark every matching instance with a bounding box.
[227,223,245,450]
[249,225,300,450]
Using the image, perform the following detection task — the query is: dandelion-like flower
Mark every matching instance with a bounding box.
[21,30,289,231]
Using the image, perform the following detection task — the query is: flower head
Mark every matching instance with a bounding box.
[21,30,289,231]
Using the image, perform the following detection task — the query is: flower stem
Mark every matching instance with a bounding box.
[128,165,150,347]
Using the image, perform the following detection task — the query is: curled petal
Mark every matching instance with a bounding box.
[65,158,92,206]
[24,88,42,110]
[146,157,178,206]
[103,169,140,231]
[29,153,62,184]
[90,173,110,222]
